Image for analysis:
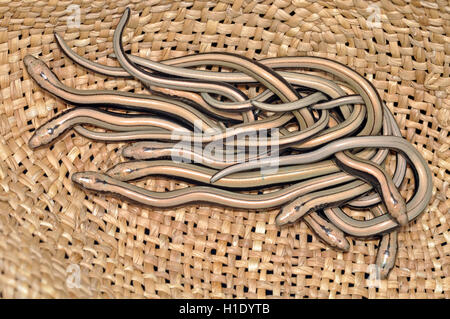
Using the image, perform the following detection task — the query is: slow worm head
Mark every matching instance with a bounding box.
[376,231,398,279]
[25,55,60,149]
[72,171,109,192]
[122,142,157,159]
[334,151,408,226]
[23,55,60,88]
[276,181,359,226]
[303,214,350,251]
[29,123,56,149]
[371,205,398,279]
[106,161,150,180]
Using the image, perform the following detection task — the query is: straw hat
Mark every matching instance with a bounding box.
[0,0,448,298]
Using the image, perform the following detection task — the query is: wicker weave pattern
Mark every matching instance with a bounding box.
[0,0,448,298]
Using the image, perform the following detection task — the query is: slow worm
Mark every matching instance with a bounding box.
[72,135,431,237]
[22,9,434,275]
[28,106,187,148]
[109,30,399,220]
[371,205,398,279]
[23,55,221,133]
[24,8,431,258]
[54,34,402,221]
[27,51,404,228]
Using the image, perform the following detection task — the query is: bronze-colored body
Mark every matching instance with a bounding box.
[24,7,432,279]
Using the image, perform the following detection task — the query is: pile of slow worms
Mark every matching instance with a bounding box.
[24,8,432,279]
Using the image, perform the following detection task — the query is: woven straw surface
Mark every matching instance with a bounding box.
[0,0,449,299]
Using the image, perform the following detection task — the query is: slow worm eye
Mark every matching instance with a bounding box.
[47,127,54,135]
[40,71,48,80]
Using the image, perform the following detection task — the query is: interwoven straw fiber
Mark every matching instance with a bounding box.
[0,0,449,299]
